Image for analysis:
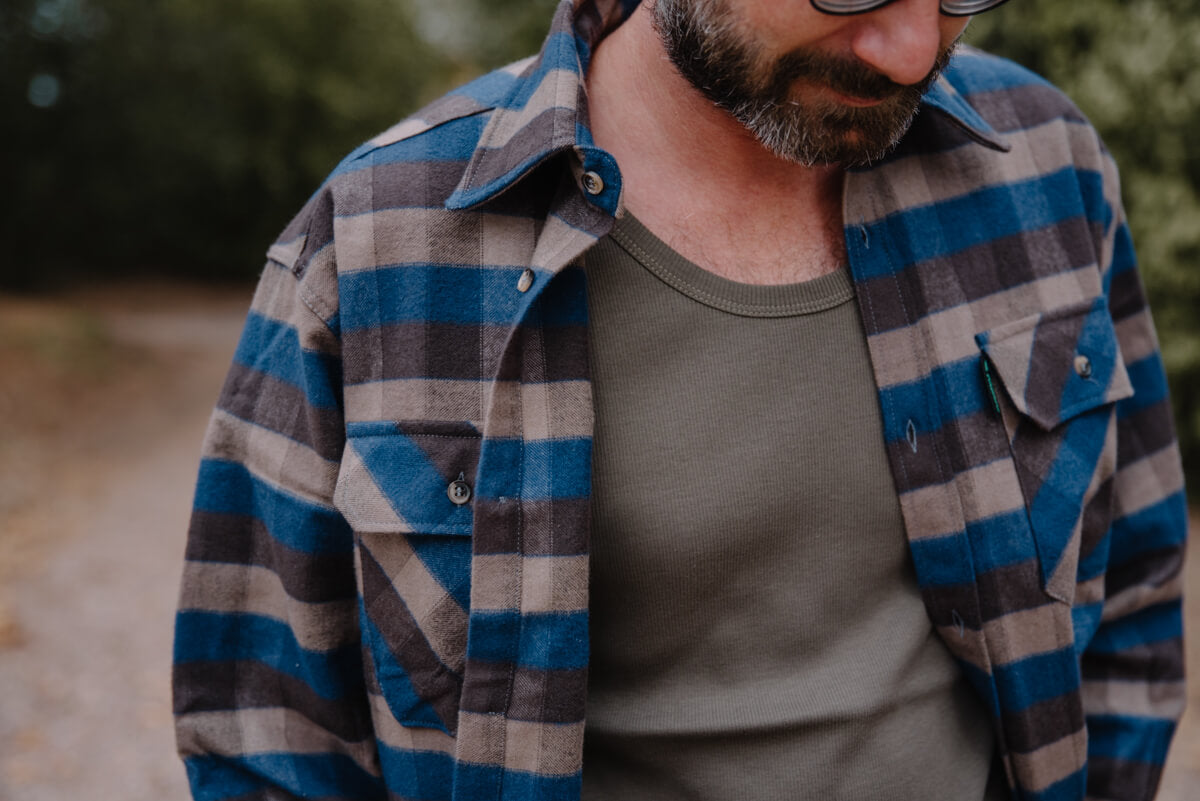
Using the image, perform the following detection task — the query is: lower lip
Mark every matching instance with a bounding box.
[830,91,886,108]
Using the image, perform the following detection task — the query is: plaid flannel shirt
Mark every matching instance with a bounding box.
[173,1,1188,799]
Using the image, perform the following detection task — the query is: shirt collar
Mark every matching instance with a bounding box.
[923,72,1010,153]
[447,0,1008,211]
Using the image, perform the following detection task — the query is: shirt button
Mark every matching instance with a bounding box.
[581,171,605,196]
[447,479,472,506]
[1074,354,1093,378]
[517,268,535,293]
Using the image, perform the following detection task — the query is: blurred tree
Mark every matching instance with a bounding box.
[968,0,1200,485]
[3,0,444,287]
[411,0,558,71]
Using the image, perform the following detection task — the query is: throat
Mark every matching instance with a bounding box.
[621,179,848,286]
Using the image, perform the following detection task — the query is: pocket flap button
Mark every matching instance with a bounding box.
[447,476,472,506]
[1074,354,1092,379]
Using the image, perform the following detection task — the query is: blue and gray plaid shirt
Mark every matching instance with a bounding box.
[174,2,1187,800]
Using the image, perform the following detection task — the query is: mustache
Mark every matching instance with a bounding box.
[769,45,953,103]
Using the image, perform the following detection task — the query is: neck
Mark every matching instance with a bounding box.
[585,4,846,284]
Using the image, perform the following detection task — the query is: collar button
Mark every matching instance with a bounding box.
[581,171,605,196]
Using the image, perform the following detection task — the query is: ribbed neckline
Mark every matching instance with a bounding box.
[607,213,855,319]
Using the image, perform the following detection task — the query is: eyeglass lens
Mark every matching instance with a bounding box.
[811,0,1009,15]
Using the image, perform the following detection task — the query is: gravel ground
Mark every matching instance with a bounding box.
[0,286,246,801]
[0,285,1195,800]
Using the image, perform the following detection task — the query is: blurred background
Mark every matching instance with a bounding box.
[0,0,1196,798]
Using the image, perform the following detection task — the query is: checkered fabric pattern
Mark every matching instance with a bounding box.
[173,1,1187,800]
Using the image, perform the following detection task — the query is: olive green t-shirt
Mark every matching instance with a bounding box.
[581,214,1006,801]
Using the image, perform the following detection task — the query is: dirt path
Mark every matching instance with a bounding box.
[0,285,1195,800]
[0,286,247,800]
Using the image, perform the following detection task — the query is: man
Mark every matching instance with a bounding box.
[173,1,1188,799]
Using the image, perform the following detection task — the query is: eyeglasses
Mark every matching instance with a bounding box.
[811,0,1011,16]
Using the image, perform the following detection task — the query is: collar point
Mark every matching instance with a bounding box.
[446,178,505,211]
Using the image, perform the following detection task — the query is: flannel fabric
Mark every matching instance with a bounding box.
[173,1,1188,800]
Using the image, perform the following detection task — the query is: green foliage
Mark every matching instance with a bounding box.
[411,0,559,70]
[967,0,1200,485]
[3,0,443,287]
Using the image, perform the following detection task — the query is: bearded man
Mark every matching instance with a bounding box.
[173,1,1188,800]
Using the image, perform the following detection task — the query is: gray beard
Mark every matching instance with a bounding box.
[651,0,954,166]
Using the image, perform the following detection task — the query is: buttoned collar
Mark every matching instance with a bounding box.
[446,0,1008,211]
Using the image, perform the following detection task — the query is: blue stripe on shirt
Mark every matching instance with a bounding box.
[233,312,340,409]
[1109,491,1188,567]
[455,761,582,801]
[193,458,352,555]
[476,438,593,500]
[378,739,456,800]
[361,610,453,732]
[1088,714,1178,761]
[175,611,362,699]
[878,357,989,443]
[857,168,1103,281]
[1087,602,1183,653]
[946,51,1055,95]
[183,752,384,801]
[336,116,489,174]
[993,647,1079,713]
[339,264,527,329]
[1118,352,1170,418]
[967,509,1040,573]
[907,532,977,588]
[1027,409,1112,585]
[349,430,476,538]
[467,610,589,670]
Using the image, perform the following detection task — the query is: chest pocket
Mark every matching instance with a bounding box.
[334,419,480,735]
[976,297,1133,604]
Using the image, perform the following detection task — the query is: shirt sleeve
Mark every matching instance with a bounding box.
[1081,151,1189,801]
[172,192,386,799]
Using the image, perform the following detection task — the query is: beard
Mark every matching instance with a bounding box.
[651,0,957,167]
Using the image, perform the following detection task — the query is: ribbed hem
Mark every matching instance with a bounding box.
[607,213,855,318]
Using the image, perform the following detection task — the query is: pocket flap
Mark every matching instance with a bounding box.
[335,420,481,535]
[975,297,1134,431]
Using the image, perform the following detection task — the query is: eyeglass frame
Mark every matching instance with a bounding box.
[809,0,1012,17]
